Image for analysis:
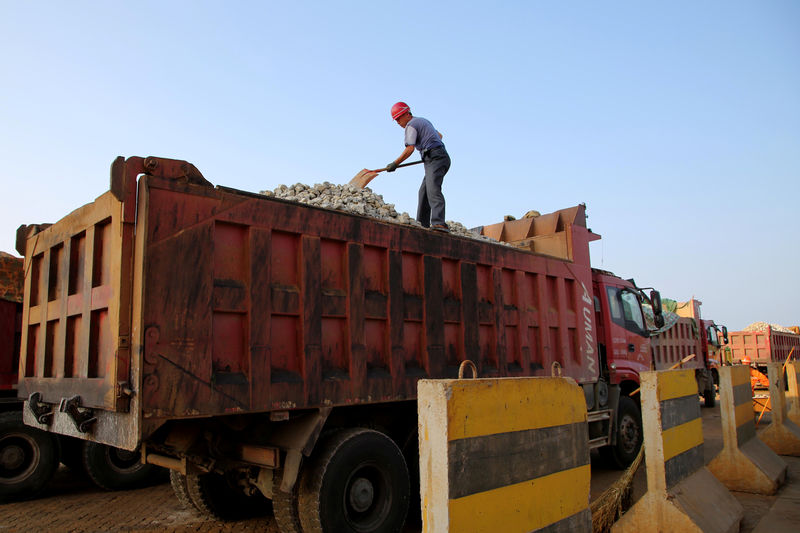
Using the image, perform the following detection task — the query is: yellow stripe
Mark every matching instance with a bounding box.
[446,378,586,440]
[657,369,697,402]
[448,464,590,533]
[732,365,750,387]
[662,418,703,461]
[735,401,753,428]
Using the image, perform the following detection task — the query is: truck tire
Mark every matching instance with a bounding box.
[82,441,162,490]
[703,387,716,408]
[601,396,643,469]
[185,470,270,521]
[298,428,410,533]
[0,410,60,502]
[273,469,302,533]
[170,470,197,511]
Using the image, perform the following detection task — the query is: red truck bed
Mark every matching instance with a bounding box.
[17,156,600,450]
[651,317,705,370]
[725,328,800,364]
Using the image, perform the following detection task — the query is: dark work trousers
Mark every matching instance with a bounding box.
[417,146,451,227]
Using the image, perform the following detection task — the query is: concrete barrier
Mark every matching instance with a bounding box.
[760,363,800,456]
[417,377,591,533]
[707,365,787,494]
[612,369,742,533]
[786,361,800,426]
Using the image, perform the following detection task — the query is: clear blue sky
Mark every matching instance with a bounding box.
[1,1,797,331]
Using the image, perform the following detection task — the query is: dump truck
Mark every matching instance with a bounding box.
[646,299,726,407]
[15,156,664,532]
[723,326,800,369]
[0,252,160,502]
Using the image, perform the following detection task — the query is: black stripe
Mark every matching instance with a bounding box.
[733,383,752,407]
[664,443,704,489]
[448,422,589,499]
[538,508,592,533]
[737,419,756,446]
[660,395,700,431]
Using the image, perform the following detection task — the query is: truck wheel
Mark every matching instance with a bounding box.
[601,397,643,469]
[298,428,410,533]
[185,469,270,521]
[703,387,716,408]
[0,410,59,502]
[82,441,161,490]
[170,470,198,511]
[273,469,302,533]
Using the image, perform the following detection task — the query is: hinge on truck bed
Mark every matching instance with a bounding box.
[27,392,54,425]
[59,395,97,433]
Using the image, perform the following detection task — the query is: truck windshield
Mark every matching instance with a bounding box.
[606,286,647,337]
[707,327,719,346]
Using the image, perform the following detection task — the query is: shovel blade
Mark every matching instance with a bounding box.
[349,168,379,189]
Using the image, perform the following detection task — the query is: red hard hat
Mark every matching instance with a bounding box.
[391,102,410,120]
[741,356,751,364]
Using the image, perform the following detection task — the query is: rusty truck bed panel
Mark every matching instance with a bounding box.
[725,328,800,364]
[651,317,705,370]
[18,159,599,448]
[138,177,599,420]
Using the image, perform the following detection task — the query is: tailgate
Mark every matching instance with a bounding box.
[17,156,203,450]
[18,188,134,412]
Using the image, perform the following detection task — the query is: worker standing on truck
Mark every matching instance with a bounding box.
[385,102,451,232]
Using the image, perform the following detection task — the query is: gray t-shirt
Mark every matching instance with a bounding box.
[404,116,445,154]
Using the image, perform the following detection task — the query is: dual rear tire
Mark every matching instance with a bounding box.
[0,411,59,502]
[270,428,410,533]
[297,428,410,533]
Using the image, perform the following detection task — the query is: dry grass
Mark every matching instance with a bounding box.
[590,448,644,533]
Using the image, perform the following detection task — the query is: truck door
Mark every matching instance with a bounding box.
[605,285,651,375]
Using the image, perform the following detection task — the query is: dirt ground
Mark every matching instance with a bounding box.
[0,397,787,532]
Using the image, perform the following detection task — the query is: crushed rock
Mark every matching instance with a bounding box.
[259,181,504,244]
[742,322,795,334]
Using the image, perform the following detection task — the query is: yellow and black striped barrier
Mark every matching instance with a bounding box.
[760,363,800,456]
[707,365,786,494]
[787,362,800,426]
[612,369,742,533]
[417,377,591,533]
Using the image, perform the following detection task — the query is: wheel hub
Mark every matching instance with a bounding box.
[1,444,26,470]
[349,477,375,513]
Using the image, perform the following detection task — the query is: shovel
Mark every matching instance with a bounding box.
[349,160,424,189]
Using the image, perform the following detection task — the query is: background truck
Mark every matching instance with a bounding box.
[0,252,160,502]
[15,156,664,532]
[723,325,800,369]
[607,295,726,408]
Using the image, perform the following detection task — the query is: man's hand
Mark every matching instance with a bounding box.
[385,162,398,172]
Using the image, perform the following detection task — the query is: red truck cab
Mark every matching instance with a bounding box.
[592,270,653,398]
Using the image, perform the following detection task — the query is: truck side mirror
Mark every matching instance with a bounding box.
[649,290,662,313]
[650,290,664,328]
[722,326,728,344]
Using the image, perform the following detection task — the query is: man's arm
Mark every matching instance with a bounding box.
[386,145,415,171]
[393,145,415,166]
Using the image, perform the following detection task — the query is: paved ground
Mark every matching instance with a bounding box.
[0,398,795,532]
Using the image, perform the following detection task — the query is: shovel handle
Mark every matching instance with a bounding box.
[369,160,424,173]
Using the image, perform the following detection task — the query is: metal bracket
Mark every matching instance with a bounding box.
[59,395,97,433]
[28,392,54,425]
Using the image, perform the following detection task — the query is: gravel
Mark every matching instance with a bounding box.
[259,181,503,244]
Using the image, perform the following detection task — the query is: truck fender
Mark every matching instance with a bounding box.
[268,407,332,492]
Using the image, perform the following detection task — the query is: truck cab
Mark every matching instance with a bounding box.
[592,270,653,398]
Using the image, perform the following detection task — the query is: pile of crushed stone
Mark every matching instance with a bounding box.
[259,181,503,243]
[742,322,795,334]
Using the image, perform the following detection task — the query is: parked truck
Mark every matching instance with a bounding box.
[723,326,800,370]
[0,252,160,502]
[14,156,664,532]
[649,299,725,407]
